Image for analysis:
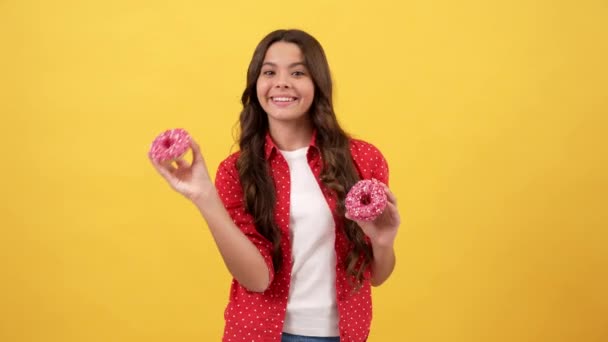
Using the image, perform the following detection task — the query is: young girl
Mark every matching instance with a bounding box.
[150,29,401,342]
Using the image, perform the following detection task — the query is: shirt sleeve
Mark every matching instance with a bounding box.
[371,145,389,186]
[351,139,390,186]
[214,155,275,285]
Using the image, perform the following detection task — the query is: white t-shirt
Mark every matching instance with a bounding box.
[279,147,339,337]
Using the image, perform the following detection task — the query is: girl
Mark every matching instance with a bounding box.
[150,29,401,342]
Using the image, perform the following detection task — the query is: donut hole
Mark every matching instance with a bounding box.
[360,193,372,205]
[162,137,174,149]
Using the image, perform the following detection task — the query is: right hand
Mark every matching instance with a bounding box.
[149,138,214,201]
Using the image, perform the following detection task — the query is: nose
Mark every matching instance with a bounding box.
[274,73,291,88]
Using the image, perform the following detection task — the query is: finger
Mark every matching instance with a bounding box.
[190,138,205,165]
[175,158,189,169]
[150,157,176,180]
[384,202,401,223]
[383,185,397,205]
[151,161,171,180]
[385,201,399,215]
[165,163,177,173]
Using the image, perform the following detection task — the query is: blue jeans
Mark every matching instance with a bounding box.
[281,332,340,342]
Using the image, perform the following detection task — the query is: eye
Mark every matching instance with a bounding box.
[262,70,275,76]
[292,71,306,77]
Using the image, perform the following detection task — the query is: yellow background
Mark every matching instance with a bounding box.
[1,0,607,341]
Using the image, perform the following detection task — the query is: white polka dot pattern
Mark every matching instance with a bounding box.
[214,134,389,342]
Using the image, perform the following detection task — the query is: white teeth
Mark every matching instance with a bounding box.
[272,97,295,102]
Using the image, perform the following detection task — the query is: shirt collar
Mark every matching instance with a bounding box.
[264,129,319,160]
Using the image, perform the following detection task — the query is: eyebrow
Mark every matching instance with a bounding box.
[261,62,307,68]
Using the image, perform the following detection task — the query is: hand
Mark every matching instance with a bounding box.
[149,138,214,201]
[346,184,401,247]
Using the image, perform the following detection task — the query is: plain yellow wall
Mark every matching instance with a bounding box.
[1,0,607,341]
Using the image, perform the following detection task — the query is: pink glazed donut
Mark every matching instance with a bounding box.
[345,179,387,221]
[148,128,191,163]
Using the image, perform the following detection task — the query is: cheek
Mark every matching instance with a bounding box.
[303,81,315,101]
[256,80,267,101]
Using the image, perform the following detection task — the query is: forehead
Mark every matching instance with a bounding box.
[262,41,304,64]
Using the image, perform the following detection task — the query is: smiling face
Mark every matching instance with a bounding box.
[256,41,315,128]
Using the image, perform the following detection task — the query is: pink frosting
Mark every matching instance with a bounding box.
[345,179,387,221]
[148,128,191,163]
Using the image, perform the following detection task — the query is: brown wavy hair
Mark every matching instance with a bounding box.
[236,29,372,288]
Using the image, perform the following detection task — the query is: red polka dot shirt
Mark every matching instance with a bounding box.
[214,133,389,342]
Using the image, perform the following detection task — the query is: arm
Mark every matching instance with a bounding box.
[348,140,400,286]
[370,241,396,287]
[150,139,272,292]
[192,186,272,292]
[348,186,400,287]
[368,187,399,286]
[367,150,400,286]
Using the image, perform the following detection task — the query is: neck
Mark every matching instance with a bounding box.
[268,119,314,151]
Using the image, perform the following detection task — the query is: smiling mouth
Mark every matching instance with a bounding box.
[271,96,298,103]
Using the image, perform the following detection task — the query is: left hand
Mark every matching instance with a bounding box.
[346,184,401,247]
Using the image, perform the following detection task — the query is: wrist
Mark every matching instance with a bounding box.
[370,241,395,266]
[370,237,395,251]
[189,182,216,205]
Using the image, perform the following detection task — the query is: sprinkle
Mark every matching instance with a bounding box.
[148,128,191,163]
[345,179,387,221]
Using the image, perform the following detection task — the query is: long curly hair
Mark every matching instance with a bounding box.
[236,29,372,288]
